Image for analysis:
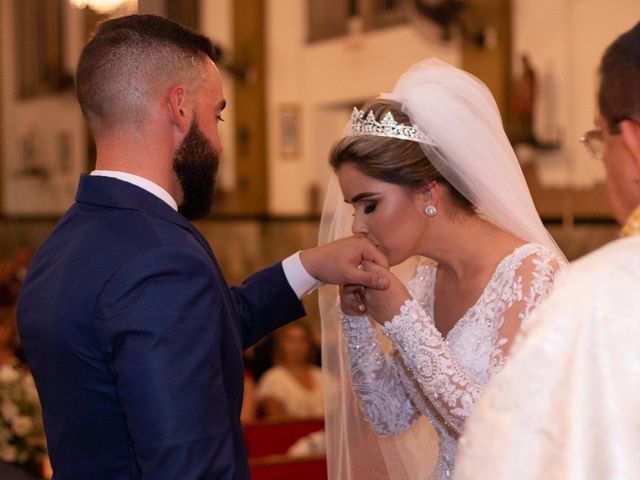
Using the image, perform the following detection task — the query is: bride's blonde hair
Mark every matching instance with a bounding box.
[329,99,474,215]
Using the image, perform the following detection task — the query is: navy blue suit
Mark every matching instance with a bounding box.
[17,175,305,479]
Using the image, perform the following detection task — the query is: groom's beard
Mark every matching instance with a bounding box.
[172,117,220,220]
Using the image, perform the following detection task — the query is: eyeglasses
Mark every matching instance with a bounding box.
[579,128,604,160]
[580,116,640,160]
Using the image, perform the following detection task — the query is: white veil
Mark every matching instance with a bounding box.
[319,58,565,480]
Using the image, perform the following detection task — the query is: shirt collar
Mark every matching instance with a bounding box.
[90,170,178,211]
[621,204,640,238]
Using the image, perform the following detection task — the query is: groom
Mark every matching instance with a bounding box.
[455,20,640,479]
[17,15,389,480]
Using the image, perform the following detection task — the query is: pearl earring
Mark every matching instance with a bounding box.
[425,205,437,217]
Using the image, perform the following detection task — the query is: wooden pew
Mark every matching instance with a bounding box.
[243,417,326,480]
[249,454,327,480]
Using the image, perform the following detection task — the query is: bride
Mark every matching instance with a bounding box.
[318,59,567,479]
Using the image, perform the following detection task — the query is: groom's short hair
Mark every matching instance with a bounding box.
[76,14,218,135]
[599,21,640,132]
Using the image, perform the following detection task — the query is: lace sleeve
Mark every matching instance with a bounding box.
[489,249,565,372]
[520,252,565,326]
[341,312,420,436]
[381,300,482,435]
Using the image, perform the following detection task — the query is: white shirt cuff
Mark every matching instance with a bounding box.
[282,251,324,299]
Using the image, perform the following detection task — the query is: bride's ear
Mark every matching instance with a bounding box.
[418,180,441,204]
[422,180,442,204]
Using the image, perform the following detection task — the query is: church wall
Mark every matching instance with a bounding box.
[0,2,86,216]
[264,0,460,215]
[0,0,236,219]
[0,1,636,269]
[200,0,236,194]
[512,0,640,189]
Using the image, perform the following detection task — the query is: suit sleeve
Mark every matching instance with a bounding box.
[95,246,236,479]
[230,262,306,348]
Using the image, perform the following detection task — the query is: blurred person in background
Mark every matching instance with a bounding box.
[256,321,324,420]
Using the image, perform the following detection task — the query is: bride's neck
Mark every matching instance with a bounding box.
[420,215,524,283]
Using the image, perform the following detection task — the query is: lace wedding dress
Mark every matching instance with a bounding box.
[341,243,564,479]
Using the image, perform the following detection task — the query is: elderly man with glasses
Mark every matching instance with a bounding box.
[454,20,640,480]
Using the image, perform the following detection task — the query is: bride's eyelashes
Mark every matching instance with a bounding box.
[364,203,377,214]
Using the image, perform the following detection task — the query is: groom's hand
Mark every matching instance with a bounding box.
[300,236,390,290]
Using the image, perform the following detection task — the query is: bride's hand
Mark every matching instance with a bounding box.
[359,261,411,325]
[339,284,368,316]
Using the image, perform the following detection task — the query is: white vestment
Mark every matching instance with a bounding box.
[454,235,640,480]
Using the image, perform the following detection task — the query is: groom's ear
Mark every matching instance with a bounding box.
[168,85,191,134]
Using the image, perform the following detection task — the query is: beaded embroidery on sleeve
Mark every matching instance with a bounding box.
[341,312,421,436]
[341,244,564,437]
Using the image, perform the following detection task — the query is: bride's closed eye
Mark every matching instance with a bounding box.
[364,203,377,214]
[364,203,378,214]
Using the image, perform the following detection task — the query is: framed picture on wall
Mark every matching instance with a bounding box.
[279,104,301,158]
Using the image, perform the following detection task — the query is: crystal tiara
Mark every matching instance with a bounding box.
[349,107,434,144]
